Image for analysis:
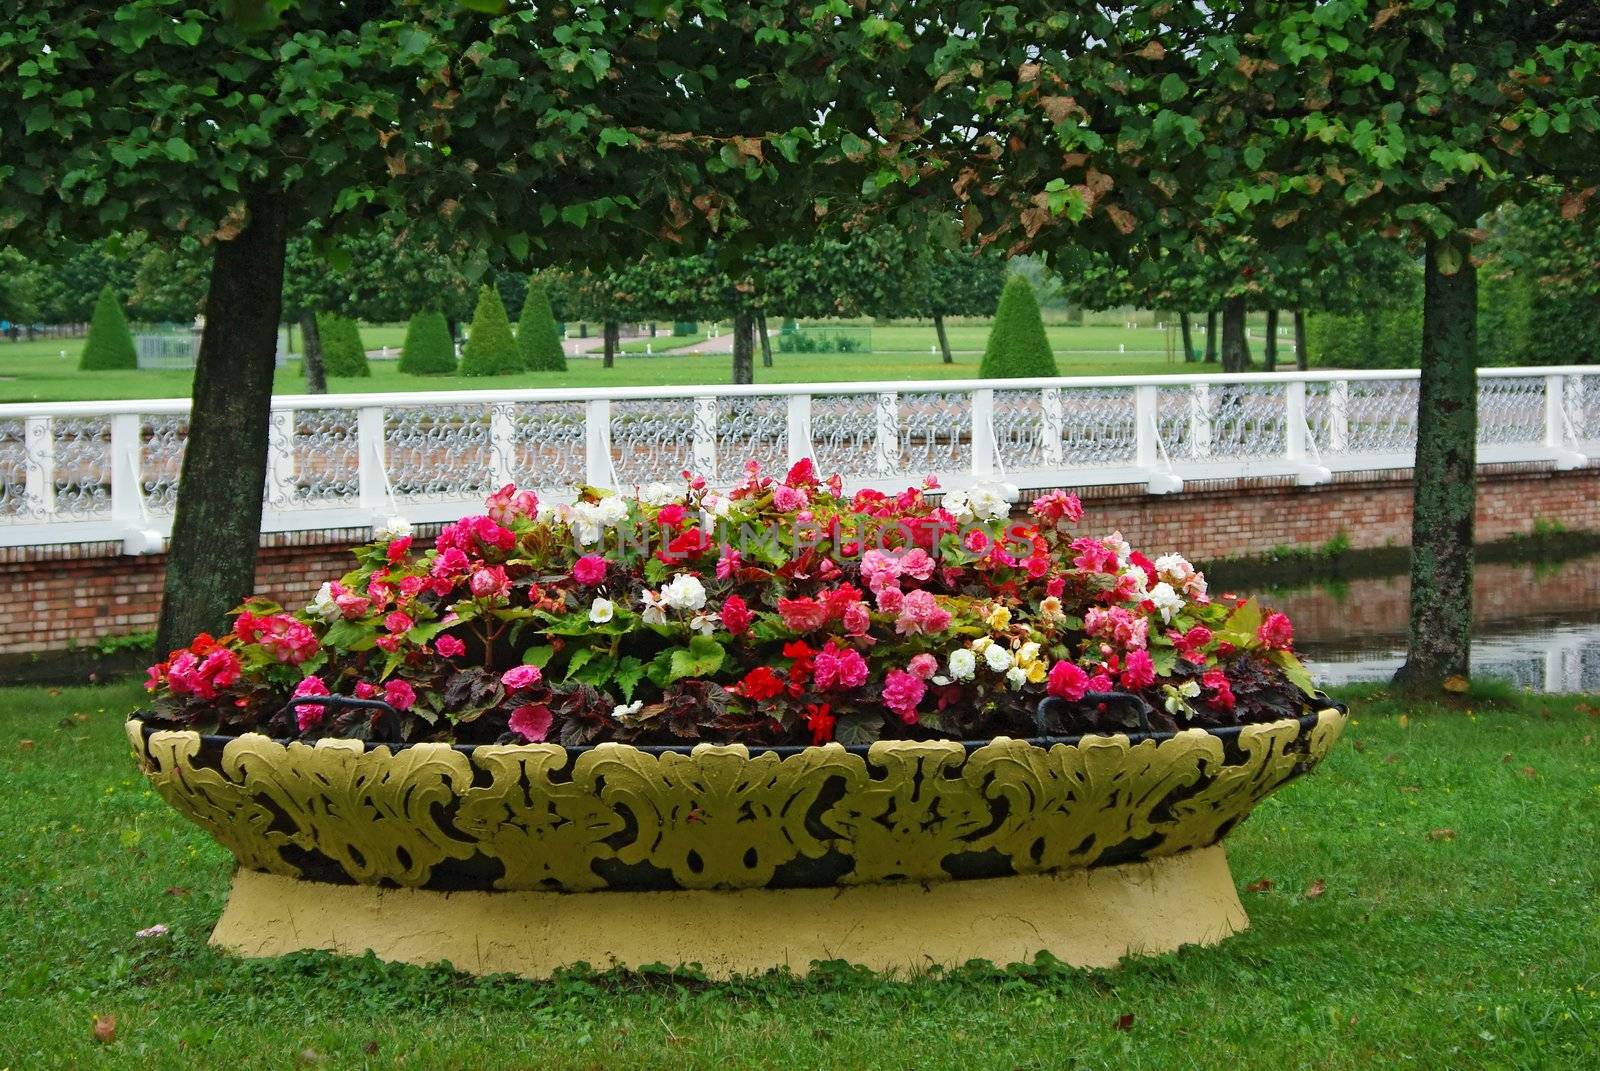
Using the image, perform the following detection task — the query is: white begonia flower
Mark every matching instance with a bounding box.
[948,648,977,682]
[960,481,1017,522]
[568,501,603,546]
[1005,666,1028,690]
[1039,595,1064,619]
[932,675,952,687]
[689,611,720,636]
[983,643,1015,673]
[641,482,679,506]
[640,590,667,625]
[588,597,616,624]
[1147,582,1184,624]
[308,582,340,623]
[375,516,412,542]
[1121,564,1150,597]
[613,699,644,718]
[594,495,630,527]
[1154,553,1194,584]
[701,492,732,518]
[1105,531,1132,565]
[1017,641,1041,667]
[660,573,708,612]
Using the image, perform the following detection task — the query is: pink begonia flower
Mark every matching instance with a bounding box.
[435,634,466,659]
[777,597,829,634]
[508,703,554,743]
[398,576,426,599]
[384,611,413,635]
[1258,611,1294,650]
[1046,661,1089,702]
[881,669,926,725]
[486,483,539,524]
[329,582,371,619]
[501,665,543,691]
[963,528,991,553]
[374,634,400,654]
[469,565,511,599]
[1086,670,1114,694]
[785,457,817,487]
[1045,576,1066,598]
[431,547,470,578]
[715,546,743,580]
[1203,669,1236,710]
[292,676,329,732]
[874,586,904,615]
[572,555,608,586]
[897,548,936,581]
[656,503,688,529]
[1085,606,1149,650]
[720,595,754,636]
[895,589,952,636]
[841,601,871,637]
[907,653,939,680]
[1120,649,1156,691]
[366,580,394,609]
[386,535,413,564]
[1070,537,1121,574]
[812,641,868,691]
[773,484,809,512]
[259,616,319,665]
[384,679,416,712]
[354,681,379,699]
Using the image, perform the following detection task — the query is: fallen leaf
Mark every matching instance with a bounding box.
[363,1041,379,1056]
[1400,785,1420,793]
[1351,739,1366,753]
[47,687,61,697]
[1304,879,1327,899]
[1502,753,1514,763]
[1245,878,1274,893]
[1427,828,1457,842]
[1383,753,1400,765]
[1397,714,1409,728]
[297,1049,326,1067]
[1443,675,1469,694]
[1520,766,1537,780]
[1114,1013,1135,1031]
[135,923,169,939]
[92,1015,116,1044]
[16,739,33,751]
[164,886,192,898]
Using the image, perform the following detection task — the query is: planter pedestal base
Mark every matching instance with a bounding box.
[210,844,1248,979]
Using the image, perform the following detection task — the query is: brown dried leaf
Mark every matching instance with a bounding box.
[92,1015,116,1044]
[1114,1013,1135,1031]
[1304,878,1327,899]
[1520,766,1537,780]
[1427,828,1456,842]
[16,739,33,751]
[1138,41,1165,61]
[1245,878,1274,894]
[1443,675,1470,694]
[1018,62,1041,83]
[1039,96,1084,125]
[1104,204,1136,235]
[164,885,191,897]
[1372,4,1403,29]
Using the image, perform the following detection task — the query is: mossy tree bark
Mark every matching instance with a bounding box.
[757,311,774,367]
[1392,228,1478,693]
[1264,308,1279,371]
[298,310,326,394]
[603,320,619,368]
[1220,296,1248,372]
[934,312,955,364]
[1179,311,1196,362]
[732,312,754,384]
[1294,309,1309,370]
[157,192,289,653]
[1204,310,1218,363]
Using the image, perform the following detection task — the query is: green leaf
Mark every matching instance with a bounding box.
[1271,649,1318,697]
[666,635,725,682]
[1159,74,1187,103]
[563,646,596,680]
[614,656,645,701]
[522,644,555,668]
[833,712,883,746]
[173,21,203,47]
[571,652,616,686]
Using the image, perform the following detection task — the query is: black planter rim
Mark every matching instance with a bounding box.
[130,708,1333,760]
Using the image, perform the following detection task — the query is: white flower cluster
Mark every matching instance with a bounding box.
[566,495,631,545]
[941,480,1019,523]
[374,516,412,542]
[308,581,340,623]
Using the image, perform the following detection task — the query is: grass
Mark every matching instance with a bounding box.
[0,320,1257,403]
[1,681,1595,1068]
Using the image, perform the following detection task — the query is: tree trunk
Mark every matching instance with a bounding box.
[933,312,954,364]
[1392,232,1478,693]
[156,192,289,654]
[1204,311,1218,363]
[603,320,619,368]
[732,312,754,384]
[1294,309,1309,370]
[1179,311,1196,363]
[1220,297,1248,372]
[1264,308,1279,372]
[298,310,326,394]
[757,310,774,368]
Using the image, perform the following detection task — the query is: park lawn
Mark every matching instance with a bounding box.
[0,682,1595,1069]
[0,322,1231,403]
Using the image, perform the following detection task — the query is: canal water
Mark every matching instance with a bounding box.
[1245,554,1600,693]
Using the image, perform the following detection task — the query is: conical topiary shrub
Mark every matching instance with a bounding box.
[317,314,371,377]
[459,285,521,376]
[79,285,137,370]
[397,310,457,375]
[978,276,1059,379]
[516,278,567,371]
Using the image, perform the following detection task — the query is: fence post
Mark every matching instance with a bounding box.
[1543,373,1586,469]
[1188,384,1211,459]
[357,406,387,515]
[1329,380,1350,453]
[875,391,898,477]
[692,395,718,477]
[1134,385,1160,470]
[786,394,812,467]
[110,414,142,528]
[490,404,516,486]
[1040,388,1063,467]
[1285,380,1308,462]
[585,399,612,487]
[22,416,54,516]
[971,388,995,477]
[265,408,296,508]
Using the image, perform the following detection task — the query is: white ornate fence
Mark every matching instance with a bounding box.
[1,367,1596,552]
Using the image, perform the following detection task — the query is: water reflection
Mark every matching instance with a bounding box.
[1247,556,1600,693]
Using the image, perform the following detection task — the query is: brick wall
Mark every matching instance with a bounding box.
[1,464,1596,657]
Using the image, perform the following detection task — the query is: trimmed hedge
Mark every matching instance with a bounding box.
[516,279,567,371]
[79,285,137,370]
[459,285,521,376]
[398,310,457,375]
[316,314,370,377]
[978,276,1058,378]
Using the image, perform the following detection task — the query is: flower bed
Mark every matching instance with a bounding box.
[141,460,1326,748]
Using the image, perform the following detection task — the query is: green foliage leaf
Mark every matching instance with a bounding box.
[666,635,725,683]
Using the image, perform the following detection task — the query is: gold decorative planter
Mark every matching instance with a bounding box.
[129,709,1345,977]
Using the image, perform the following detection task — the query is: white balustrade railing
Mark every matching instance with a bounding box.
[1,367,1596,552]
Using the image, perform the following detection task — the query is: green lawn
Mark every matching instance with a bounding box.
[2,682,1594,1068]
[0,321,1261,403]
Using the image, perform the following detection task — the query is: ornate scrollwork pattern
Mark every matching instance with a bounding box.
[130,711,1344,893]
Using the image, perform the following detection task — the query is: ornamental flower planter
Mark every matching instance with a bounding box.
[135,463,1346,976]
